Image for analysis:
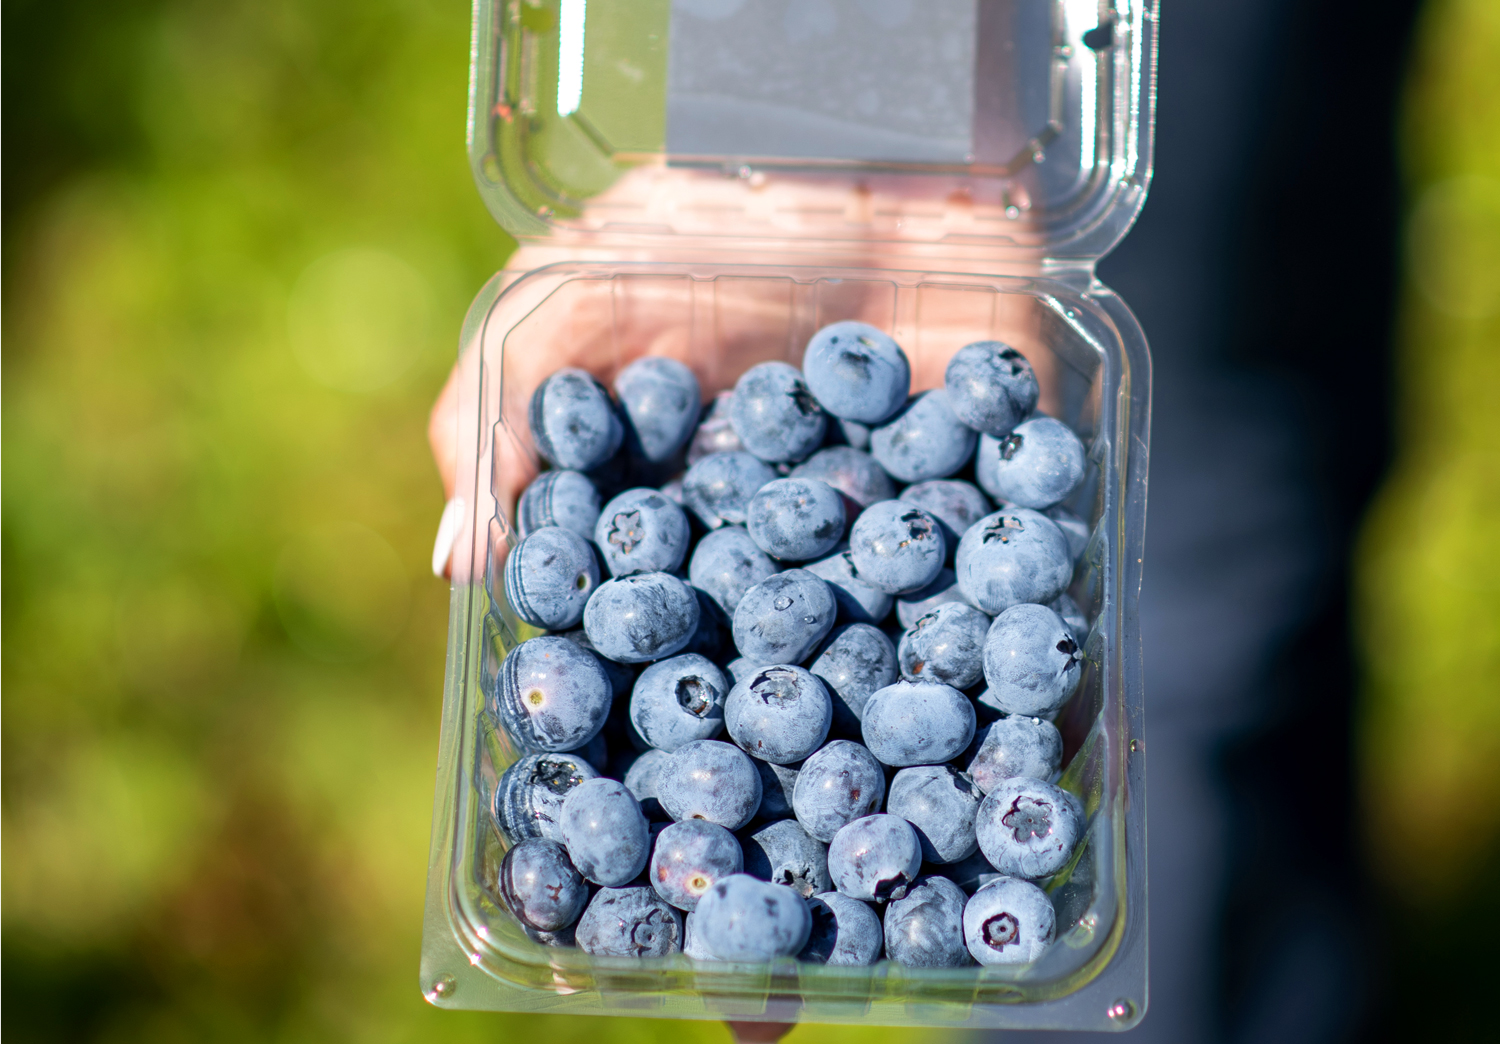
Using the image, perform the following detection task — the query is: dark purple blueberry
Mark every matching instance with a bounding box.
[499,837,588,932]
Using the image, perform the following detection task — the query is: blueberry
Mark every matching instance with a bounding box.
[583,572,700,664]
[809,623,899,736]
[827,814,922,901]
[681,451,776,529]
[870,390,978,483]
[883,875,972,967]
[614,356,701,463]
[886,765,983,864]
[559,627,635,699]
[495,636,612,753]
[975,778,1085,880]
[683,909,716,959]
[724,657,757,686]
[791,739,887,842]
[724,664,832,765]
[499,837,588,932]
[729,361,827,463]
[694,873,813,960]
[836,419,872,450]
[560,777,651,886]
[1044,504,1090,563]
[752,758,800,822]
[943,341,1039,437]
[517,469,602,541]
[730,569,836,666]
[623,747,671,819]
[963,876,1056,965]
[1049,591,1089,646]
[860,681,976,767]
[741,817,832,896]
[896,602,991,690]
[895,568,978,629]
[493,752,599,844]
[657,740,762,830]
[968,715,1063,792]
[746,477,846,562]
[980,603,1083,718]
[502,526,600,631]
[954,508,1073,614]
[804,547,893,625]
[800,320,910,424]
[900,479,991,562]
[575,885,684,957]
[594,488,691,577]
[650,819,744,911]
[790,447,896,509]
[686,391,745,464]
[975,416,1087,510]
[848,501,946,594]
[629,653,729,752]
[799,892,883,966]
[529,368,625,471]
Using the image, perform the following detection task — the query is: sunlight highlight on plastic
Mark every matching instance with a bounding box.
[557,0,586,116]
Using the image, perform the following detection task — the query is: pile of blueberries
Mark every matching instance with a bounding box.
[489,321,1092,969]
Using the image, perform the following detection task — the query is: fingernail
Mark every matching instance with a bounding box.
[432,497,465,578]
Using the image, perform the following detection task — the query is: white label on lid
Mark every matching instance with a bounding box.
[666,0,978,164]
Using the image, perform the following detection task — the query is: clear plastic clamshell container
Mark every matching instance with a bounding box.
[423,0,1155,1031]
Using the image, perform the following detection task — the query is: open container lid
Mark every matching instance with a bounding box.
[468,0,1157,271]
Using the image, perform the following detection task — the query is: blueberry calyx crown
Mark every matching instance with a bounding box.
[606,510,644,554]
[982,515,1025,545]
[983,912,1021,948]
[1002,795,1055,843]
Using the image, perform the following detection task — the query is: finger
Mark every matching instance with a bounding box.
[725,1020,795,1043]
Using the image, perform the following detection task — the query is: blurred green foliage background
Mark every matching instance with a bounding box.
[2,0,1497,1040]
